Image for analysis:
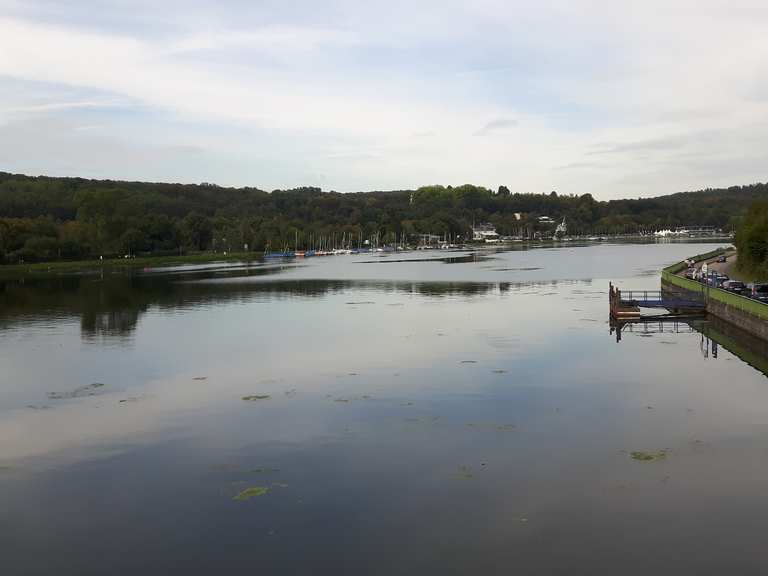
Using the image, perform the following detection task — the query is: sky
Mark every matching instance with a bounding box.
[1,0,768,199]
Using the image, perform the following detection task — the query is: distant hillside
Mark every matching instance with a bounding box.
[0,171,764,263]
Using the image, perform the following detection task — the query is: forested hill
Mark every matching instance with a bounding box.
[0,171,764,263]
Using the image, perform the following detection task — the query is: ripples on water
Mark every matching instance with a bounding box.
[2,241,768,575]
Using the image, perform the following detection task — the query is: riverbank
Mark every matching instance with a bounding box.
[691,250,767,283]
[0,251,263,277]
[662,247,768,340]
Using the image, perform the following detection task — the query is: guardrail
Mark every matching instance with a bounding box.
[661,247,768,322]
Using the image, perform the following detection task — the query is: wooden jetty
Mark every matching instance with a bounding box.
[609,282,705,321]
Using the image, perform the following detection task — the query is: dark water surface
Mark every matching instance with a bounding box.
[3,241,768,575]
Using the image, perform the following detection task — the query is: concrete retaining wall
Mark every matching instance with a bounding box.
[706,298,768,341]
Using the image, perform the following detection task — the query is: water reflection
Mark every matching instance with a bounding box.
[6,242,768,575]
[1,270,582,341]
[610,316,768,377]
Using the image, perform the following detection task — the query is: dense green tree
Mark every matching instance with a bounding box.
[0,171,762,264]
[735,202,768,278]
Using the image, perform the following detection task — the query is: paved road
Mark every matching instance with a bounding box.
[708,251,737,277]
[680,250,741,280]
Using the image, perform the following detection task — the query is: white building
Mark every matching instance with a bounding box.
[472,223,499,242]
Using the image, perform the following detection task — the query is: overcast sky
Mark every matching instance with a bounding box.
[1,0,768,198]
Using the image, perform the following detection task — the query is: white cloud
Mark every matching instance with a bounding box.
[1,1,768,197]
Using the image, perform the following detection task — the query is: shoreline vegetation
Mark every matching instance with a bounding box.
[0,171,759,267]
[0,251,263,276]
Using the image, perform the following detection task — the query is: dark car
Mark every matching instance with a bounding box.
[723,280,746,295]
[706,273,727,287]
[717,255,727,263]
[751,283,768,302]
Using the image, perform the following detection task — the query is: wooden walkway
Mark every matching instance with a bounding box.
[609,282,705,320]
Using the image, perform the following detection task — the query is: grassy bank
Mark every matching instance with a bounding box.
[0,251,263,277]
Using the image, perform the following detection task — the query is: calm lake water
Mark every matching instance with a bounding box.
[3,241,768,575]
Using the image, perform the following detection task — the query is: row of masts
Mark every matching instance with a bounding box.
[266,230,462,254]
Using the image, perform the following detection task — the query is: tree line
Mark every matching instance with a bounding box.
[735,201,768,279]
[0,171,762,263]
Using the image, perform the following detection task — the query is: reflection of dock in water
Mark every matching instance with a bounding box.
[610,317,698,342]
[610,315,768,378]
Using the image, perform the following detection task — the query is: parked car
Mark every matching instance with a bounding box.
[684,267,695,279]
[715,274,729,288]
[717,255,727,263]
[751,283,768,302]
[723,280,746,295]
[704,272,727,287]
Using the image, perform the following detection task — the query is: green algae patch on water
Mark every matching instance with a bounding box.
[456,465,474,479]
[630,450,668,462]
[249,467,280,474]
[242,394,271,401]
[233,486,270,500]
[48,382,106,400]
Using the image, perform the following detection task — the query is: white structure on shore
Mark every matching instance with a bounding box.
[654,228,690,237]
[554,218,567,238]
[472,223,499,242]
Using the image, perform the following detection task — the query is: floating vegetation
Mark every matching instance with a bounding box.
[348,372,358,376]
[118,397,142,404]
[26,404,50,410]
[47,382,105,400]
[345,301,375,305]
[457,465,473,479]
[466,421,515,432]
[232,486,269,500]
[211,464,281,474]
[242,394,271,401]
[492,369,507,374]
[401,401,414,406]
[334,398,350,403]
[272,482,289,488]
[192,376,207,381]
[630,450,667,462]
[460,360,477,364]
